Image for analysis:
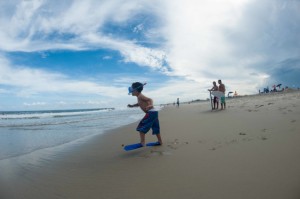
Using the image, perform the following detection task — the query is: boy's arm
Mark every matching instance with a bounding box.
[208,86,217,91]
[127,103,139,108]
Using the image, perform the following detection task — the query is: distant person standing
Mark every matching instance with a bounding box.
[234,91,238,97]
[218,80,226,110]
[208,81,219,109]
[177,98,180,107]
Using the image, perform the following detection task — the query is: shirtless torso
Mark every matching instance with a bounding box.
[137,93,154,113]
[219,83,225,93]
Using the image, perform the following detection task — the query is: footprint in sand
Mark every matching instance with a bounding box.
[260,136,268,141]
[237,131,255,142]
[167,139,179,149]
[242,138,253,142]
[198,140,207,144]
[230,139,238,143]
[149,150,172,156]
[225,139,238,146]
[255,105,264,108]
[247,109,258,112]
[278,107,287,111]
[139,148,172,158]
[209,143,223,151]
[167,139,189,150]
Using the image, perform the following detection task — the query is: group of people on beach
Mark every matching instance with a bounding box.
[208,80,226,110]
[126,80,226,148]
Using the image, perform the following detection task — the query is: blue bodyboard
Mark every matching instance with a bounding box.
[124,142,161,151]
[124,143,143,151]
[146,142,161,147]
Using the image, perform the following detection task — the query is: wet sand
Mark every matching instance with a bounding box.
[1,90,300,199]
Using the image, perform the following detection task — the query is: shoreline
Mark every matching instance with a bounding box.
[1,90,300,199]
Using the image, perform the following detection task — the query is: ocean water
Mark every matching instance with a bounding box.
[0,108,147,161]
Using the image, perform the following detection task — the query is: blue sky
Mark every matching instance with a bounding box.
[0,0,299,111]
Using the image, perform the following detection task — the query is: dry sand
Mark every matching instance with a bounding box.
[0,90,300,199]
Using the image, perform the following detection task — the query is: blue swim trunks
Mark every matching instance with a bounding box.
[136,110,160,135]
[220,96,226,104]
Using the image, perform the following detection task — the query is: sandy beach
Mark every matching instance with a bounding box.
[1,90,300,199]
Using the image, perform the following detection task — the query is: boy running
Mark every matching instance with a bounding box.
[127,82,163,146]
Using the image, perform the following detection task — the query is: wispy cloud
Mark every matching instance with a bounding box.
[0,0,168,71]
[23,102,47,107]
[0,89,10,94]
[0,55,124,98]
[81,33,168,71]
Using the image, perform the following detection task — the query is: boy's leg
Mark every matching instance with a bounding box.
[152,116,162,144]
[156,134,163,145]
[139,132,146,146]
[137,113,151,146]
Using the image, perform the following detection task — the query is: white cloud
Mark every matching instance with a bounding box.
[0,89,10,94]
[160,0,299,93]
[0,55,124,98]
[133,24,144,33]
[0,0,168,72]
[82,33,168,71]
[23,102,47,107]
[102,55,112,60]
[162,1,257,76]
